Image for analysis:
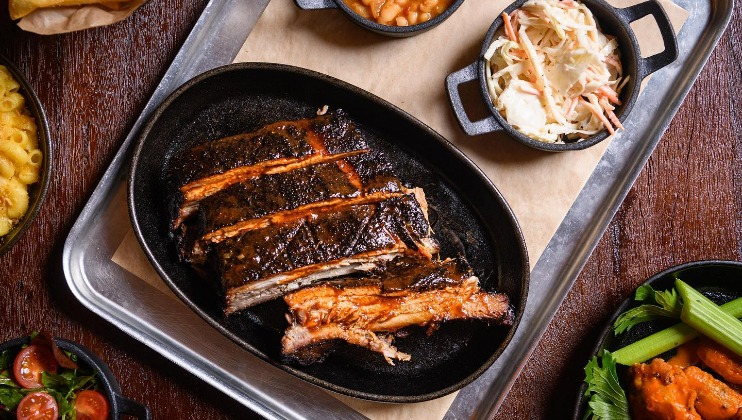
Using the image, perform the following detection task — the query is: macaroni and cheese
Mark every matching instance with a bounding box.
[0,65,41,237]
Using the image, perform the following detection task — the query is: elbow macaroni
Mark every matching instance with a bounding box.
[0,65,41,237]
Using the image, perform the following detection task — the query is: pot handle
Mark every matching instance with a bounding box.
[115,394,151,419]
[618,0,678,79]
[445,62,502,136]
[294,0,337,10]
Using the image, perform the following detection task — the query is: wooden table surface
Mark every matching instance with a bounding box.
[0,1,739,418]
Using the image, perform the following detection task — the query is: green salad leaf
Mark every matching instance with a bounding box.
[0,370,17,388]
[613,285,681,334]
[0,351,11,372]
[0,386,23,412]
[583,350,630,420]
[41,370,99,419]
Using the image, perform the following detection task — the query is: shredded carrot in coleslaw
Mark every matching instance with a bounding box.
[484,0,627,143]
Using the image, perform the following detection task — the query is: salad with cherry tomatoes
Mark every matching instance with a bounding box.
[0,332,109,420]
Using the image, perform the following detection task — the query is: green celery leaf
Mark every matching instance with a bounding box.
[582,350,630,420]
[634,284,680,313]
[634,285,655,302]
[614,286,683,334]
[588,401,632,420]
[614,305,677,334]
[655,288,680,314]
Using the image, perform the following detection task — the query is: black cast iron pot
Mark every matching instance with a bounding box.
[446,0,678,151]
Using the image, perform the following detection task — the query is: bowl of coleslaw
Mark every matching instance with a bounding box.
[446,0,678,151]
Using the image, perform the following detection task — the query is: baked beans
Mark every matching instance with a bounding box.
[342,0,454,26]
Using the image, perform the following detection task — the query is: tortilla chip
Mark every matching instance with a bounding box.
[9,0,129,19]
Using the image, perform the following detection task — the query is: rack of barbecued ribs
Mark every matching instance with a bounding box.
[166,110,513,364]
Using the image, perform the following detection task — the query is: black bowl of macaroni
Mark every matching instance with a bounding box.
[446,0,678,151]
[293,0,465,37]
[0,54,51,257]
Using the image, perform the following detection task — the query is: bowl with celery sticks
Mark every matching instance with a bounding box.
[574,260,742,420]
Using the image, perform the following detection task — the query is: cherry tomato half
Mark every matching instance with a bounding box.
[13,345,59,389]
[16,391,59,420]
[74,390,110,420]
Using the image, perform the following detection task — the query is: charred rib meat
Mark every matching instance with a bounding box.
[167,110,514,365]
[282,258,513,365]
[175,151,407,263]
[216,194,438,313]
[168,111,370,229]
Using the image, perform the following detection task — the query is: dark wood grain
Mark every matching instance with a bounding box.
[0,0,739,419]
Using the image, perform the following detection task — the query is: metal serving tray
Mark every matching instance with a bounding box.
[62,0,733,418]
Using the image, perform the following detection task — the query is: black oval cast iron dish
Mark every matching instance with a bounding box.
[128,62,529,402]
[572,260,742,419]
[0,336,151,419]
[0,54,52,257]
[446,0,678,151]
[293,0,465,37]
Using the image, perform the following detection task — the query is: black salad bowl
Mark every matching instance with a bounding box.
[571,260,742,419]
[0,336,151,420]
[294,0,465,37]
[446,0,678,151]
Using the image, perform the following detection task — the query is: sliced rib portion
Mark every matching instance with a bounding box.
[175,151,407,262]
[281,258,513,365]
[168,111,370,228]
[283,325,412,366]
[217,194,439,314]
[172,150,366,229]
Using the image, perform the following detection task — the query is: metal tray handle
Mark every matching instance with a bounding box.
[445,62,503,136]
[294,0,337,10]
[115,394,151,420]
[618,0,679,79]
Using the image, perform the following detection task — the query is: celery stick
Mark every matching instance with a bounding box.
[676,279,742,357]
[613,295,742,365]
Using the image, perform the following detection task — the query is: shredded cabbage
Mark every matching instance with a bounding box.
[485,0,626,143]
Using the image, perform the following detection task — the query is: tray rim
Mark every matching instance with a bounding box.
[61,0,735,418]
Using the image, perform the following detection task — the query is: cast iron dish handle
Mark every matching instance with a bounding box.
[115,394,152,419]
[445,62,503,136]
[618,0,678,79]
[294,0,337,10]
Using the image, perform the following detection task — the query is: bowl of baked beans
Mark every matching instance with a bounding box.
[294,0,464,37]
